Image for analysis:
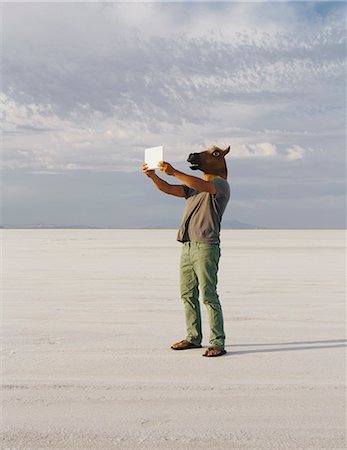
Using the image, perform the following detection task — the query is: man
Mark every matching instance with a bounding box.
[142,145,231,357]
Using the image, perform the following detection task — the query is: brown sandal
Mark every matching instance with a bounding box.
[171,339,202,350]
[202,346,227,357]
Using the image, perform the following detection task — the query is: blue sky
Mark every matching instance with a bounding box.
[2,1,346,228]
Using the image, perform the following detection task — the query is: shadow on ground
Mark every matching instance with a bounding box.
[223,339,347,356]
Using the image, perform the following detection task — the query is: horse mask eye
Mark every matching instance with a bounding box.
[212,151,220,157]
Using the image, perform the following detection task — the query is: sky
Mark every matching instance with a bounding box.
[2,1,346,228]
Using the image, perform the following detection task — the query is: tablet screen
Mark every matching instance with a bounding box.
[144,146,163,170]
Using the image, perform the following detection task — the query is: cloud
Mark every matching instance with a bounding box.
[285,145,306,161]
[2,89,317,171]
[1,2,345,228]
[231,142,278,159]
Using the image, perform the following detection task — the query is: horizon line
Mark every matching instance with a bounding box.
[2,226,346,231]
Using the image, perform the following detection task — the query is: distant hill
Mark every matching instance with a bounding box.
[143,220,267,229]
[222,220,267,229]
[2,223,96,229]
[2,220,267,229]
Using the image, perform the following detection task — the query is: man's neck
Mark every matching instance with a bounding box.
[204,174,225,181]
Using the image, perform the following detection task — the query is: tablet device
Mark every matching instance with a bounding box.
[144,146,163,170]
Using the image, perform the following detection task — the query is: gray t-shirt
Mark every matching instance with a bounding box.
[177,178,231,245]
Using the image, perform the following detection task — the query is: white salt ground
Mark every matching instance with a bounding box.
[2,229,346,449]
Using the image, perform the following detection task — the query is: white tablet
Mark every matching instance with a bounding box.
[144,146,163,170]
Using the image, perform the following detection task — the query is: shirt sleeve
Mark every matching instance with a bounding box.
[211,178,229,200]
[181,184,197,199]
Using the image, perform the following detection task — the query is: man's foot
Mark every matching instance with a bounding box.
[202,346,227,357]
[171,339,202,350]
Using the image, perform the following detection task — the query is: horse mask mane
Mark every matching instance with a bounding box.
[187,146,230,179]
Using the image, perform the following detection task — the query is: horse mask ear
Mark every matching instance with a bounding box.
[223,146,230,156]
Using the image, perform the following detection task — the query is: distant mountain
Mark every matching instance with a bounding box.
[142,220,267,229]
[2,220,267,229]
[222,220,267,229]
[2,223,96,229]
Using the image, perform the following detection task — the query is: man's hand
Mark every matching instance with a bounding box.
[142,163,155,179]
[158,161,176,176]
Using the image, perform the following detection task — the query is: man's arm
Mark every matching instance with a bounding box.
[149,173,186,197]
[158,162,217,195]
[142,163,185,197]
[172,169,216,194]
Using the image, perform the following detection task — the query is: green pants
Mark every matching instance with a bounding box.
[179,241,225,348]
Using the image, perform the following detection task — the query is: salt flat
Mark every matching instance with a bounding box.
[2,229,346,449]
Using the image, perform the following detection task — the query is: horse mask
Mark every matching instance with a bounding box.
[187,146,230,179]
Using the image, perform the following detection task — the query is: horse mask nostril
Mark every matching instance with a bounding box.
[187,153,200,163]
